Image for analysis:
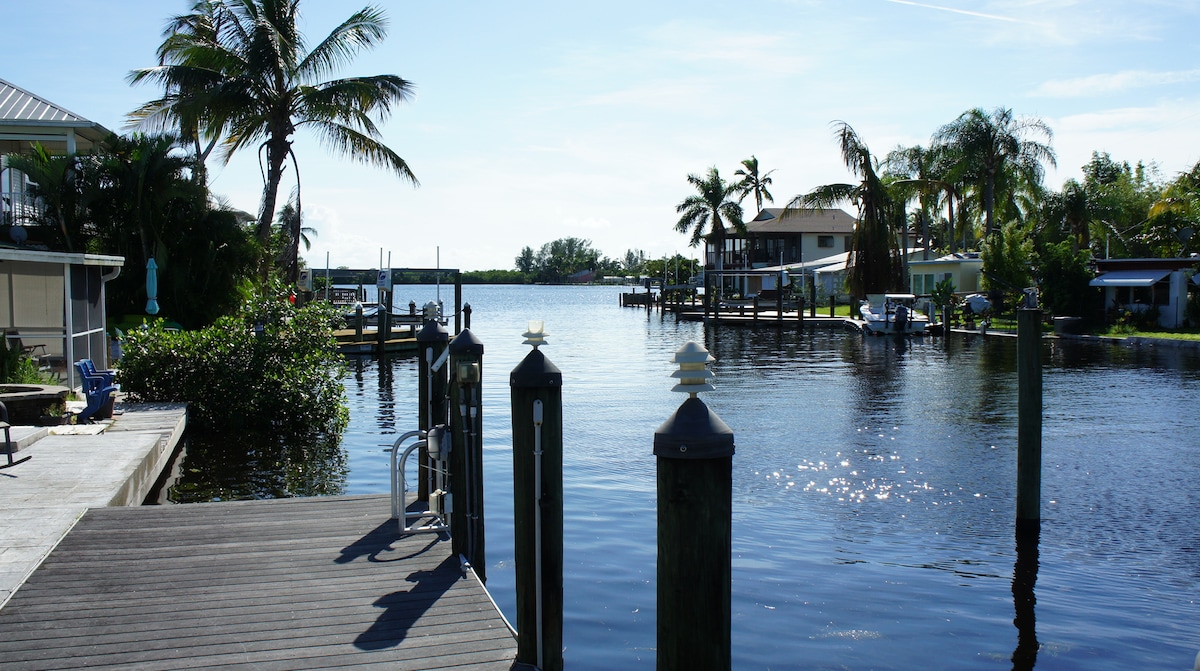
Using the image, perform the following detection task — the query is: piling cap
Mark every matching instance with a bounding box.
[416,319,449,343]
[510,347,562,388]
[670,341,716,396]
[654,396,735,459]
[448,328,484,355]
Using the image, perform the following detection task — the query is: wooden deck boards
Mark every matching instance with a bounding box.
[0,495,516,670]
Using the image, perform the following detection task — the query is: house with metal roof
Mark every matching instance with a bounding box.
[0,79,122,387]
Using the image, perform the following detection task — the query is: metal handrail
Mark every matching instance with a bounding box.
[386,428,451,535]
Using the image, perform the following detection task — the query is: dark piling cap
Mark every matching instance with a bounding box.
[448,328,484,355]
[416,320,449,343]
[654,396,735,459]
[509,347,562,388]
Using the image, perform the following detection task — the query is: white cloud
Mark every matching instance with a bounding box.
[1032,69,1200,98]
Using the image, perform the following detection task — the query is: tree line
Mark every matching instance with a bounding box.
[675,108,1198,318]
[513,238,699,285]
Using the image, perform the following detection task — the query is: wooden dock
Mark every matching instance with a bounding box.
[0,495,516,670]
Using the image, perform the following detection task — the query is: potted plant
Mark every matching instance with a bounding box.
[38,400,70,426]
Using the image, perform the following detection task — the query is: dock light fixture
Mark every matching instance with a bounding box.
[423,300,439,322]
[522,320,547,349]
[670,341,715,396]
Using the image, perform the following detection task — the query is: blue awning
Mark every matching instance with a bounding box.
[1089,269,1171,287]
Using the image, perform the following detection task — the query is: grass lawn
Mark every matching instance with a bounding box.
[1094,327,1200,341]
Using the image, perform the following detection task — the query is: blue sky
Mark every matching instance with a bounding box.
[4,0,1199,271]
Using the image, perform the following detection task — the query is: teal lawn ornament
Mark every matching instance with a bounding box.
[146,258,160,315]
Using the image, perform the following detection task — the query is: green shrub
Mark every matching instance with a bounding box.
[117,296,348,441]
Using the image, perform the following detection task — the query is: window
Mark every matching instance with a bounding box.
[911,273,934,295]
[818,235,834,248]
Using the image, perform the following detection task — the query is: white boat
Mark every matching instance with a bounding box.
[859,294,929,335]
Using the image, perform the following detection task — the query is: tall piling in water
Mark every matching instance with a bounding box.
[449,328,486,580]
[1016,301,1043,528]
[654,341,734,671]
[510,322,563,671]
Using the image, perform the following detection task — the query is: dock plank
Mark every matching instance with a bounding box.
[0,495,516,670]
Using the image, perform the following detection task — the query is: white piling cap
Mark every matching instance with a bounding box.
[670,341,715,395]
[523,320,548,349]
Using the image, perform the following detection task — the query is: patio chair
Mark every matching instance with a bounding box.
[74,361,119,422]
[0,401,32,470]
[78,359,116,388]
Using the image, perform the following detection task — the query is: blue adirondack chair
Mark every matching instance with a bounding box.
[74,360,119,423]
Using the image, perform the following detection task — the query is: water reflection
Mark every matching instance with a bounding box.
[1012,522,1040,671]
[163,431,348,503]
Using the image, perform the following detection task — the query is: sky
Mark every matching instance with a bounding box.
[4,0,1200,272]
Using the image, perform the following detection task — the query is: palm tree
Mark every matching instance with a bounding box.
[787,122,902,298]
[933,107,1055,239]
[274,189,317,285]
[127,0,229,186]
[4,144,89,251]
[734,155,775,214]
[129,0,418,279]
[675,167,745,297]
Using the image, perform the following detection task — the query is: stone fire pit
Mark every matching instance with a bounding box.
[0,385,71,425]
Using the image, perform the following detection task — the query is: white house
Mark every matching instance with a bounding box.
[1090,257,1199,329]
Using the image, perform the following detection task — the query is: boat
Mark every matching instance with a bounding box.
[858,294,929,336]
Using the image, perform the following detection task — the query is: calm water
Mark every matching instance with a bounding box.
[179,284,1200,669]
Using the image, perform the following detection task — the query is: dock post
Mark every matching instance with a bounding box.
[354,301,364,342]
[809,276,817,317]
[463,302,472,330]
[1016,303,1042,528]
[509,322,563,671]
[416,309,449,502]
[654,342,734,671]
[703,272,712,323]
[830,293,835,318]
[449,328,486,581]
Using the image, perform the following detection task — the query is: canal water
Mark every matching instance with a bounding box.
[176,284,1200,670]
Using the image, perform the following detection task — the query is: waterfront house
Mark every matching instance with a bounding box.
[705,207,855,296]
[1,79,123,388]
[908,252,984,297]
[1090,256,1199,328]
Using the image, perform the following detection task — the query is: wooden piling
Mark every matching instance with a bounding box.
[416,319,449,502]
[510,347,564,671]
[654,396,735,671]
[1016,308,1042,526]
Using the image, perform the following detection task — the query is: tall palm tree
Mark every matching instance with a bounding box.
[129,0,418,279]
[933,107,1055,239]
[788,122,902,298]
[734,155,775,214]
[885,144,935,260]
[675,167,745,297]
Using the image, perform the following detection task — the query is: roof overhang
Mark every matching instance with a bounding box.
[0,247,124,268]
[1089,269,1171,287]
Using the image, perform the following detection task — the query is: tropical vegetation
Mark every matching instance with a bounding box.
[117,292,348,439]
